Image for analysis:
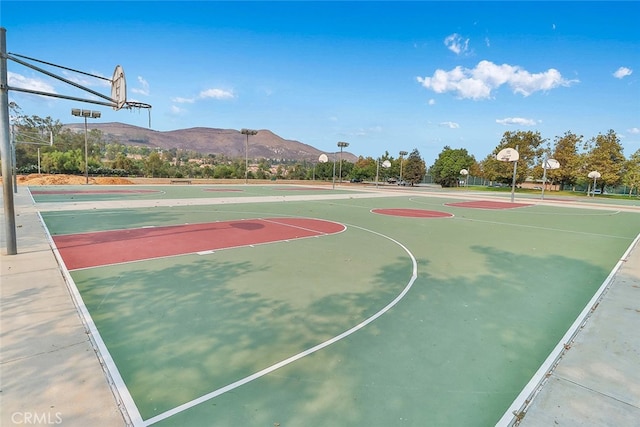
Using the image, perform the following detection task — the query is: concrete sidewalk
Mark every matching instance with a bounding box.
[1,189,125,426]
[512,233,640,426]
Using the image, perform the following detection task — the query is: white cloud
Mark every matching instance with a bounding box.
[172,87,235,104]
[8,72,56,94]
[428,98,436,105]
[496,117,538,126]
[171,96,195,104]
[444,33,470,55]
[439,121,460,129]
[417,60,577,99]
[628,127,640,134]
[170,105,186,115]
[199,88,235,100]
[613,67,633,79]
[131,76,150,96]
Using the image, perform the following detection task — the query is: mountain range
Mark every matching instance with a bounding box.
[64,122,358,163]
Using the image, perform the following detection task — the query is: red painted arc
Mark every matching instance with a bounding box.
[53,217,345,270]
[31,189,161,195]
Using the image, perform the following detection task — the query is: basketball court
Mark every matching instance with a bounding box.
[24,184,638,426]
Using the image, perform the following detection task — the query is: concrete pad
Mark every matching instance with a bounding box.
[1,189,126,426]
[1,340,124,426]
[0,249,60,277]
[519,376,640,426]
[517,237,640,426]
[0,267,90,363]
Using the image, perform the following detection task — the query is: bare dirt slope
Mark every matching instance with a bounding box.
[10,174,135,185]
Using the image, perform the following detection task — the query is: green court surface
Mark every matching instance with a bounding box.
[29,184,365,203]
[37,186,639,426]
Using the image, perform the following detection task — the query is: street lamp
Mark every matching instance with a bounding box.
[399,150,408,184]
[337,141,349,184]
[71,108,100,184]
[241,128,257,184]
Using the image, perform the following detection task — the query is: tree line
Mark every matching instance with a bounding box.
[7,105,639,194]
[430,130,639,194]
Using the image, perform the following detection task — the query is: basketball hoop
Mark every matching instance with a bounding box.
[122,101,153,128]
[497,148,519,162]
[111,65,126,110]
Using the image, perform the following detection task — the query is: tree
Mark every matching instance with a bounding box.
[112,153,137,175]
[10,109,64,170]
[481,131,546,185]
[431,146,476,187]
[144,151,166,177]
[548,131,583,190]
[622,149,640,196]
[582,130,625,190]
[403,148,427,185]
[351,156,376,181]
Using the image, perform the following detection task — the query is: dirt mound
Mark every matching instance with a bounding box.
[14,174,135,185]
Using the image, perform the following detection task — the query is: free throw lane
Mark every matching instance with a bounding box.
[53,217,345,270]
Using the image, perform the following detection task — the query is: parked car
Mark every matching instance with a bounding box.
[350,178,362,183]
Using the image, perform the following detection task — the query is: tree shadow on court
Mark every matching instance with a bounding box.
[297,246,610,427]
[67,234,617,427]
[72,249,414,422]
[145,255,417,427]
[153,246,617,427]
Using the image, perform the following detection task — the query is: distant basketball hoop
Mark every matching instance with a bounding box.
[545,158,560,170]
[496,147,520,202]
[375,159,391,187]
[497,148,519,162]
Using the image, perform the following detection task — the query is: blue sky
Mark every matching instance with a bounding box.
[3,1,639,164]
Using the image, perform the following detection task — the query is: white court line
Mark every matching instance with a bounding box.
[260,217,346,235]
[142,223,418,426]
[37,212,144,426]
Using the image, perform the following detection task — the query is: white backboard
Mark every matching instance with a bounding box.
[497,148,519,162]
[111,65,127,110]
[545,159,560,169]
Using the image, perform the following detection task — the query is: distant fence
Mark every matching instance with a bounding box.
[421,174,638,196]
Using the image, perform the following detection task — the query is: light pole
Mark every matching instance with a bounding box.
[241,129,257,184]
[337,141,349,184]
[71,108,100,184]
[399,150,408,184]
